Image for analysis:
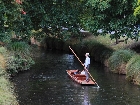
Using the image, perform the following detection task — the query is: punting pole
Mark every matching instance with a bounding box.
[69,46,100,88]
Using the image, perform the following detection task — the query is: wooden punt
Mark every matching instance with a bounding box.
[66,70,96,86]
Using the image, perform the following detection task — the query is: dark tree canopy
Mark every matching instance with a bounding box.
[22,0,86,40]
[0,0,139,43]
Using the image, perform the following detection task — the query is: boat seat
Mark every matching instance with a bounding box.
[77,77,86,80]
[74,74,86,77]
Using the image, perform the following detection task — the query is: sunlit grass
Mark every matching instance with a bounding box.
[83,34,139,50]
[0,47,18,105]
[126,55,140,85]
[0,47,7,75]
[0,55,6,69]
[0,77,18,105]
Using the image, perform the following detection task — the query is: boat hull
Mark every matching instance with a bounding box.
[66,70,95,86]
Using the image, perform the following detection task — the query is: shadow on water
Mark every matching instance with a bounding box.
[12,48,140,105]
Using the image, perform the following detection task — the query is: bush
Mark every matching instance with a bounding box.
[126,55,140,85]
[108,49,135,73]
[6,56,35,75]
[6,41,35,75]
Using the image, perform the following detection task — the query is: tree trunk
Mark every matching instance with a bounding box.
[115,37,119,44]
[114,32,119,44]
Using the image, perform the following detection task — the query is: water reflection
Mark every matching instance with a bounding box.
[12,49,140,105]
[83,87,91,105]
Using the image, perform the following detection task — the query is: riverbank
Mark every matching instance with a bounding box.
[0,47,18,105]
[0,42,35,105]
[43,34,140,85]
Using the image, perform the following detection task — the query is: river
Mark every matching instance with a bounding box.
[12,48,140,105]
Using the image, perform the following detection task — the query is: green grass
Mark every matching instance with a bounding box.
[0,77,16,105]
[83,34,138,50]
[126,55,140,84]
[0,47,18,105]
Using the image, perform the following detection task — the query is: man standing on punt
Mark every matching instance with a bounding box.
[83,53,90,82]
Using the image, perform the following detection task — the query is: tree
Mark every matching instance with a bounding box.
[21,0,87,40]
[85,0,139,44]
[0,0,30,43]
[0,0,34,74]
[134,0,140,17]
[1,0,139,43]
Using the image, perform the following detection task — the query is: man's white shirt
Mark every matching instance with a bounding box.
[84,57,90,68]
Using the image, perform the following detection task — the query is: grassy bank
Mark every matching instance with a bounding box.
[0,42,35,105]
[86,35,140,85]
[0,47,18,105]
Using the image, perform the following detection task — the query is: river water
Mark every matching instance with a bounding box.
[12,48,140,105]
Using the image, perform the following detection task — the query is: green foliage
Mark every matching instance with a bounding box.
[23,0,85,40]
[31,29,46,42]
[0,32,12,43]
[0,0,32,41]
[0,43,35,75]
[6,55,35,74]
[108,49,135,72]
[6,41,35,75]
[0,0,139,42]
[134,0,140,17]
[86,0,139,42]
[126,55,140,84]
[7,41,31,58]
[134,6,140,17]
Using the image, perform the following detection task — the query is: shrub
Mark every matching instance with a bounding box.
[126,55,140,85]
[108,49,135,73]
[6,55,35,75]
[6,41,35,75]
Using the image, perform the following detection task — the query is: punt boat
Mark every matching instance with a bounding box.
[66,70,96,86]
